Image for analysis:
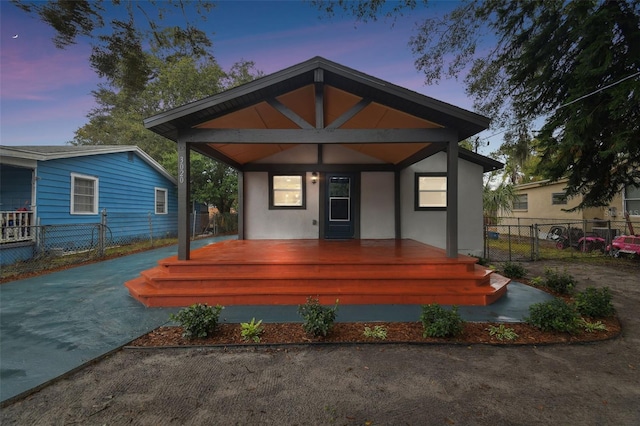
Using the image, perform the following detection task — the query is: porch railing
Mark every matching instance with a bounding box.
[1,210,34,244]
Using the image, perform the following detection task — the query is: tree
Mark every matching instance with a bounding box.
[313,0,640,210]
[70,27,263,210]
[483,179,518,224]
[161,151,238,212]
[13,0,216,94]
[71,55,261,211]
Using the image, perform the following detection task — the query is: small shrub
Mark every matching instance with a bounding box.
[297,297,339,337]
[575,287,615,318]
[363,325,388,340]
[580,319,608,333]
[526,299,580,333]
[530,276,544,286]
[502,262,527,279]
[487,324,519,341]
[169,303,224,339]
[542,268,576,295]
[240,318,264,342]
[420,304,464,338]
[470,255,490,267]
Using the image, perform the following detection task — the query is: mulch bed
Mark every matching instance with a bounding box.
[129,317,621,348]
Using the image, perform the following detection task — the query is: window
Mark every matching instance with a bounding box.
[513,194,528,210]
[415,173,447,210]
[71,173,98,214]
[624,185,640,216]
[551,192,567,205]
[269,173,306,209]
[155,187,168,214]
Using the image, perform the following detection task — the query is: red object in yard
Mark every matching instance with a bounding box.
[606,235,640,258]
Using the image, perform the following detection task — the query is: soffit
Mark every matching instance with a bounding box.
[195,84,440,165]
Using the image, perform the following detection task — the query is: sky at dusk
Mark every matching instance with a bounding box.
[0,1,499,155]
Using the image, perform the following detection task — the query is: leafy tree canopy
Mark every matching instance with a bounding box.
[313,0,640,210]
[13,0,216,93]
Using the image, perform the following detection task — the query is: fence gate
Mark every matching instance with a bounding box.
[484,224,537,262]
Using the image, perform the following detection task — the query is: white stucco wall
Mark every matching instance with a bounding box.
[244,171,320,239]
[400,152,484,256]
[360,172,395,238]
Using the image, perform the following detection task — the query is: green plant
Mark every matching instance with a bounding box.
[363,325,388,340]
[240,318,264,342]
[575,287,615,318]
[420,304,464,338]
[297,297,339,337]
[526,298,580,333]
[580,319,608,333]
[502,262,527,279]
[542,268,577,295]
[487,324,519,341]
[530,276,544,286]
[169,303,224,339]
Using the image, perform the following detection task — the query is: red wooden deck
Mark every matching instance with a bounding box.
[125,239,510,307]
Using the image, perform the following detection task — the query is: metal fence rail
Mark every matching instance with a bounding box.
[484,217,639,262]
[1,209,238,279]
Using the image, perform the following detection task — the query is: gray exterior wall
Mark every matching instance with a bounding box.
[400,152,484,256]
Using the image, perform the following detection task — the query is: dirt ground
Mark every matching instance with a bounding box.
[1,259,639,425]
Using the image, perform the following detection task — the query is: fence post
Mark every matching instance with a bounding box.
[508,225,512,262]
[531,223,540,260]
[99,208,107,257]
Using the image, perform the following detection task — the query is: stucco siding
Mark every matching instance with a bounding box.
[510,180,622,221]
[244,171,320,239]
[360,172,395,238]
[400,152,484,256]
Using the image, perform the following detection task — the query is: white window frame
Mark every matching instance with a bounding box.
[70,173,99,215]
[624,185,640,217]
[155,187,168,215]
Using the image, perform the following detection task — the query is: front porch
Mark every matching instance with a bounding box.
[125,239,510,307]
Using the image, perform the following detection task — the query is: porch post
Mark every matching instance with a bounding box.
[177,138,191,260]
[446,135,459,258]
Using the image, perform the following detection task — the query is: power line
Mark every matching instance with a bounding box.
[557,70,640,109]
[479,70,640,146]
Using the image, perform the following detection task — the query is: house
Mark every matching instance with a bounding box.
[125,56,508,307]
[0,145,178,266]
[504,178,639,236]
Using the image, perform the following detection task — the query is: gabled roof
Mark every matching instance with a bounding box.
[143,56,500,172]
[0,145,176,184]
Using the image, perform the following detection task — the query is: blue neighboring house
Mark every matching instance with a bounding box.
[0,145,178,266]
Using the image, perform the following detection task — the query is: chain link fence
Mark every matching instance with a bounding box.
[1,209,238,279]
[484,217,639,262]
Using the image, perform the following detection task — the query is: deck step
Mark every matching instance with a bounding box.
[124,239,510,307]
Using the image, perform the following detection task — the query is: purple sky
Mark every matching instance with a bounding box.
[0,1,498,154]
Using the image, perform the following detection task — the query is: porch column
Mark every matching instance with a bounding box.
[446,136,459,258]
[177,138,191,260]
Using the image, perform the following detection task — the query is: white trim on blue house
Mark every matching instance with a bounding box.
[70,172,99,215]
[0,146,176,185]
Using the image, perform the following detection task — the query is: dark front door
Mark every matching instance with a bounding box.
[324,173,357,239]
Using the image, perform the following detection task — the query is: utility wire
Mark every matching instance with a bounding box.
[480,70,640,144]
[557,70,640,109]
